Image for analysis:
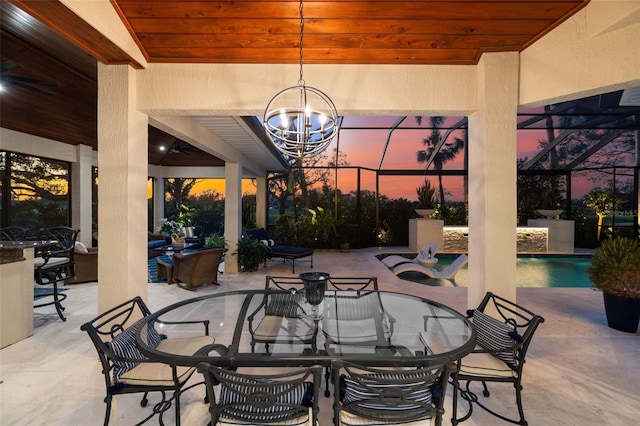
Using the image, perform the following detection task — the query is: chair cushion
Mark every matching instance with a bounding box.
[119,361,195,386]
[217,372,311,424]
[472,310,517,366]
[323,318,388,344]
[458,351,516,378]
[265,293,302,317]
[74,241,89,253]
[253,316,316,342]
[217,408,313,426]
[107,318,164,381]
[34,256,69,268]
[118,336,215,386]
[340,410,433,426]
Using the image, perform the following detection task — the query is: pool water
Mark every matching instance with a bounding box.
[381,254,594,288]
[515,256,593,288]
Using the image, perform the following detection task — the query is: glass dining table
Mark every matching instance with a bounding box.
[137,289,476,369]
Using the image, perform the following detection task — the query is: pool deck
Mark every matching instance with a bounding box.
[1,247,638,425]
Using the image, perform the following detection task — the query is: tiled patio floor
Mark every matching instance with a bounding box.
[1,248,638,425]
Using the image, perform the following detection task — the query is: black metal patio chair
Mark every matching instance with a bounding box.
[451,291,545,426]
[0,225,29,241]
[322,277,396,396]
[33,226,78,321]
[332,360,456,426]
[80,296,223,426]
[197,364,322,425]
[245,227,313,273]
[247,276,317,353]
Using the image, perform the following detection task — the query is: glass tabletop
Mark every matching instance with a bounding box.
[153,242,199,253]
[137,290,476,368]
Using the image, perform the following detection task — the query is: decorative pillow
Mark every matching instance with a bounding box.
[74,241,89,253]
[107,318,163,381]
[342,372,433,411]
[472,309,518,366]
[265,293,301,318]
[247,228,272,243]
[218,372,311,422]
[260,239,275,247]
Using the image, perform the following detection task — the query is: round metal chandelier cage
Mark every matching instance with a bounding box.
[263,0,339,160]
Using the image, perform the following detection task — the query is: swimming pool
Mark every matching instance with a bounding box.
[379,253,594,288]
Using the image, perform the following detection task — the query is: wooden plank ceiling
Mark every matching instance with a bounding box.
[113,0,589,65]
[2,0,589,167]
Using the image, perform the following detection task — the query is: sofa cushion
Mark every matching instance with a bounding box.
[74,241,89,253]
[148,240,167,249]
[271,245,313,257]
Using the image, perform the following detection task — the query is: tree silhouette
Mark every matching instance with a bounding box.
[3,152,69,229]
[164,178,197,218]
[268,148,349,217]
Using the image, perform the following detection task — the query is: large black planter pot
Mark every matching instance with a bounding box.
[603,293,640,333]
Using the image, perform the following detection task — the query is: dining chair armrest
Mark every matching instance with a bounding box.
[247,296,269,322]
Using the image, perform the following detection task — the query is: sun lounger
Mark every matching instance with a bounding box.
[392,254,468,280]
[381,243,439,268]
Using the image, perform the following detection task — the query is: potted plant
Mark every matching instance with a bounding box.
[204,233,227,248]
[310,206,341,248]
[235,235,271,272]
[587,237,640,333]
[536,185,563,219]
[415,179,436,218]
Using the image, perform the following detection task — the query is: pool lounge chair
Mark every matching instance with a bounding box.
[245,227,313,273]
[381,243,439,268]
[392,253,468,280]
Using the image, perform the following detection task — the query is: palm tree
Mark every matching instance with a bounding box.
[416,116,465,204]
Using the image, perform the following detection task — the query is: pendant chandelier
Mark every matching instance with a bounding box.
[263,0,339,160]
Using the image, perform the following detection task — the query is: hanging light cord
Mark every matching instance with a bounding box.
[298,0,305,87]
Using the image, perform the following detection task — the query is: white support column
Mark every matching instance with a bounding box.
[468,52,519,308]
[255,176,267,229]
[153,176,165,231]
[71,144,94,246]
[224,162,242,275]
[97,63,149,313]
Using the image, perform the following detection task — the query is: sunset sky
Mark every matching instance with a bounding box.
[183,116,612,202]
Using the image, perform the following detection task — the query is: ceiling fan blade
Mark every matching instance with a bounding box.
[10,80,56,96]
[5,75,59,87]
[0,61,21,73]
[170,139,198,154]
